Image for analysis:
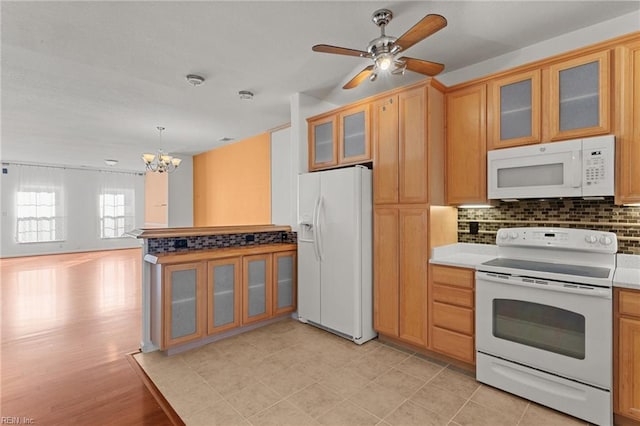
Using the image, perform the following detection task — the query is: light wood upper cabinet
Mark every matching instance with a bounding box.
[616,40,640,205]
[308,114,338,171]
[372,82,445,206]
[308,103,371,172]
[399,87,429,204]
[548,50,611,141]
[338,104,371,166]
[445,84,488,205]
[372,97,399,204]
[488,70,541,149]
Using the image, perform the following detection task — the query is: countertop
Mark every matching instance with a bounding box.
[429,243,498,269]
[614,254,640,291]
[126,224,291,239]
[430,243,640,290]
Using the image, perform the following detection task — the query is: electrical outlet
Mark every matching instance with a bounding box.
[245,234,255,242]
[174,239,188,249]
[469,221,479,235]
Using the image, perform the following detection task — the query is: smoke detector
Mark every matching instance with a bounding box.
[186,74,205,86]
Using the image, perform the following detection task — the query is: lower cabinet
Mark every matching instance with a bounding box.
[273,251,297,315]
[162,262,207,348]
[428,264,475,364]
[208,258,241,334]
[615,288,640,422]
[151,245,297,350]
[242,254,273,325]
[373,206,458,348]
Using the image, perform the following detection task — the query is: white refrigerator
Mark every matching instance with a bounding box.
[297,165,376,344]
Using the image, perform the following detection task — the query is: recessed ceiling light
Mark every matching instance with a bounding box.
[104,159,118,166]
[186,74,205,86]
[238,90,254,100]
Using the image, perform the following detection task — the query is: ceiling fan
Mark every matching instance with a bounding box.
[312,9,447,89]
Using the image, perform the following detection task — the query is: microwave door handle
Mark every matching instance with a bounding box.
[571,150,581,188]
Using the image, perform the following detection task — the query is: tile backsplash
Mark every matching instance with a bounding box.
[148,231,297,255]
[457,197,640,254]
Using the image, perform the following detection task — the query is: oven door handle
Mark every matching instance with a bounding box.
[476,272,611,298]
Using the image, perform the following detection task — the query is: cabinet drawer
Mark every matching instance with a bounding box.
[431,326,475,364]
[619,289,640,318]
[433,302,473,334]
[433,284,473,308]
[431,265,474,289]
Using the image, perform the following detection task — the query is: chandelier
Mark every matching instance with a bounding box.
[141,126,182,173]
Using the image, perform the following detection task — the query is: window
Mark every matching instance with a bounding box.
[16,191,60,243]
[99,193,128,238]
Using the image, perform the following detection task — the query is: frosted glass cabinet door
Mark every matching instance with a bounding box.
[242,254,272,324]
[549,50,610,140]
[273,251,297,315]
[339,104,371,164]
[207,258,241,335]
[308,115,337,170]
[489,70,541,149]
[163,262,205,348]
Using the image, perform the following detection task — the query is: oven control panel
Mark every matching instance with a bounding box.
[496,227,617,253]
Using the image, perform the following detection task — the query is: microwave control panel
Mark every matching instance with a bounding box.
[582,135,614,196]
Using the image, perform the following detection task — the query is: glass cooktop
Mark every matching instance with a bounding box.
[480,258,611,279]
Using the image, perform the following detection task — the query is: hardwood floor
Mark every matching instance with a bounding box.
[1,249,173,425]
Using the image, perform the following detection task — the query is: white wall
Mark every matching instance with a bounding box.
[270,127,295,227]
[168,155,193,227]
[0,165,144,258]
[439,10,640,87]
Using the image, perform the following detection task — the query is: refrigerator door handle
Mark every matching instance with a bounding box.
[315,196,324,261]
[311,196,321,261]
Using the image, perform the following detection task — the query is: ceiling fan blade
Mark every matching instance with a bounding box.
[343,66,375,90]
[395,14,447,51]
[312,44,369,58]
[399,57,445,76]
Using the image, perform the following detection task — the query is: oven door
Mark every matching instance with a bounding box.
[476,271,612,389]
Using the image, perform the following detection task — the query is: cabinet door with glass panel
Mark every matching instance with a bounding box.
[338,103,371,166]
[272,251,297,315]
[308,114,338,171]
[548,50,611,141]
[488,70,541,149]
[207,257,241,335]
[242,254,273,325]
[162,262,206,348]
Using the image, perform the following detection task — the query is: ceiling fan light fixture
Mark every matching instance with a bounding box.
[375,54,393,71]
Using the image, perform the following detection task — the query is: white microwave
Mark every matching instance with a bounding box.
[487,135,615,200]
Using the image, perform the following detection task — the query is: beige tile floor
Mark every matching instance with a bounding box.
[134,319,591,426]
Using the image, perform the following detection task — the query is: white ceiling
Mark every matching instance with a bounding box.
[2,1,639,172]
